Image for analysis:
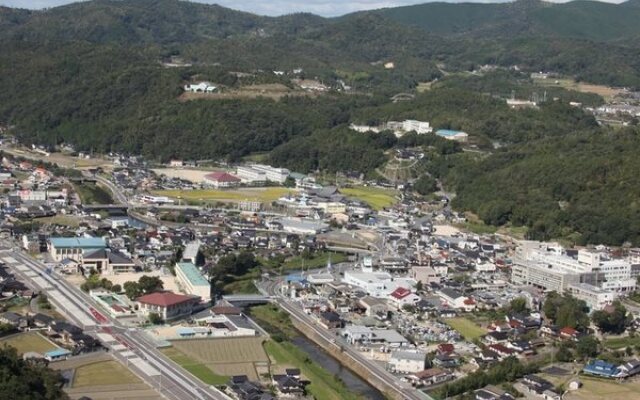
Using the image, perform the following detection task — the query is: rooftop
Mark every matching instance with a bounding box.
[176,262,209,287]
[50,237,106,249]
[137,291,200,307]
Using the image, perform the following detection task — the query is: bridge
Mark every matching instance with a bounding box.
[221,294,270,307]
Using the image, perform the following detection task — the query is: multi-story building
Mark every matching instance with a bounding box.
[236,164,290,184]
[175,262,211,301]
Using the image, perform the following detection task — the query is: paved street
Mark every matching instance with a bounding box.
[0,241,230,400]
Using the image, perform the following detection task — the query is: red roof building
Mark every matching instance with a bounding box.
[136,291,201,321]
[203,172,241,188]
[390,287,411,300]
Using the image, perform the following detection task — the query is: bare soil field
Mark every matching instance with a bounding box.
[179,83,318,102]
[152,168,221,183]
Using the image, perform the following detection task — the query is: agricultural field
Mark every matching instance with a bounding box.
[340,186,398,210]
[603,335,640,350]
[565,377,640,400]
[162,346,228,385]
[532,77,624,101]
[73,360,140,388]
[0,332,59,354]
[445,317,486,340]
[165,337,269,382]
[153,187,294,204]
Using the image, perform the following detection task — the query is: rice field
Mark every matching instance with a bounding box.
[340,186,398,210]
[152,187,294,204]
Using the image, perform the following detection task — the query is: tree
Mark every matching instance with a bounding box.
[111,284,122,293]
[138,275,163,295]
[543,292,589,330]
[0,346,68,399]
[415,280,423,292]
[283,176,296,188]
[576,336,599,360]
[506,297,528,314]
[591,301,629,334]
[123,281,142,300]
[555,344,573,362]
[148,313,163,325]
[414,174,438,196]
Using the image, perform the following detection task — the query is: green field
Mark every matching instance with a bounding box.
[445,317,486,340]
[0,332,59,354]
[566,376,640,400]
[73,360,140,388]
[283,251,348,271]
[153,187,293,204]
[341,186,398,210]
[604,335,640,350]
[264,340,362,400]
[161,346,228,385]
[74,182,113,204]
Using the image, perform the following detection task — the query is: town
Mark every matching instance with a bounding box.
[0,136,640,400]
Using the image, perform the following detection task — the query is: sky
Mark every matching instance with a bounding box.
[0,0,626,17]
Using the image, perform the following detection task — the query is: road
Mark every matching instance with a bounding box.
[0,241,230,400]
[258,278,429,400]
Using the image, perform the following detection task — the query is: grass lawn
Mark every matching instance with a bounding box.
[161,346,228,385]
[341,186,397,210]
[74,182,113,204]
[250,304,299,338]
[282,251,348,271]
[445,318,486,340]
[36,214,82,227]
[604,336,640,350]
[264,340,361,400]
[0,332,59,354]
[566,376,640,400]
[153,187,293,204]
[73,360,140,388]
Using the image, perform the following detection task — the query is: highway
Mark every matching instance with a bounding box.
[259,278,429,400]
[0,240,230,400]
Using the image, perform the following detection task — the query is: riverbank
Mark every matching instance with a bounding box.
[250,304,383,400]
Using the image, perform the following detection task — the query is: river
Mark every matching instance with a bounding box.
[290,336,386,400]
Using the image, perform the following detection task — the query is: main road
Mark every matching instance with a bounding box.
[0,240,230,400]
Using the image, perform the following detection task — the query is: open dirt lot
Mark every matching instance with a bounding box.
[179,84,318,101]
[152,168,220,183]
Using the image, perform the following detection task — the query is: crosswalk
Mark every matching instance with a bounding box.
[97,332,160,377]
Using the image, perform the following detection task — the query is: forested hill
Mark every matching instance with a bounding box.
[371,0,640,42]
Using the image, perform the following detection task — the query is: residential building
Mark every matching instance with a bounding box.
[583,360,620,378]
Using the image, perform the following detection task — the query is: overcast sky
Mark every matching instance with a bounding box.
[0,0,626,17]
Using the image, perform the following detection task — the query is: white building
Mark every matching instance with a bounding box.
[175,262,210,301]
[513,244,635,294]
[388,350,427,374]
[236,164,290,184]
[342,270,413,298]
[184,82,216,93]
[401,120,433,134]
[567,283,617,311]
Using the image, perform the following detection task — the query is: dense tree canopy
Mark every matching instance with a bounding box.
[0,346,68,400]
[542,292,589,330]
[591,302,629,334]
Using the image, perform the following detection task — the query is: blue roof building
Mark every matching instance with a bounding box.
[583,360,621,378]
[44,348,71,361]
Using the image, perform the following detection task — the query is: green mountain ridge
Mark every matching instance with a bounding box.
[371,0,640,41]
